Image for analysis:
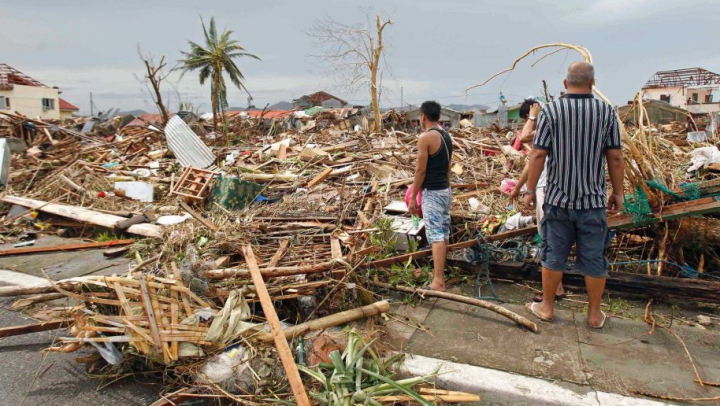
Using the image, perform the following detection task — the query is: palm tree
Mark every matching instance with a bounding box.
[178,16,260,131]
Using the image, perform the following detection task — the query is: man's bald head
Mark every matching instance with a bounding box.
[566,61,595,89]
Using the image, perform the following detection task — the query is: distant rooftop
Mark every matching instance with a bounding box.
[59,98,79,112]
[643,68,720,89]
[0,63,47,90]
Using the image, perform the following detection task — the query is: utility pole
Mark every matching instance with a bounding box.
[90,92,94,116]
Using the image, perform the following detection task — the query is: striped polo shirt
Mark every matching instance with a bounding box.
[533,93,622,210]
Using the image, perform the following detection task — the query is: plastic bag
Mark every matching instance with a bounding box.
[500,179,518,195]
[404,186,422,216]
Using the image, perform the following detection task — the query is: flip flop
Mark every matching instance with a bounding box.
[588,311,608,329]
[533,293,567,303]
[525,302,554,322]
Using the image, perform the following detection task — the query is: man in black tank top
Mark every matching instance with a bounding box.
[409,101,453,292]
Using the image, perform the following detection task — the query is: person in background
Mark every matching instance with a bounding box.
[510,99,567,302]
[408,101,454,292]
[523,61,624,329]
[511,98,540,153]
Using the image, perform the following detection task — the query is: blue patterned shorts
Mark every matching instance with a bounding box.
[421,187,452,243]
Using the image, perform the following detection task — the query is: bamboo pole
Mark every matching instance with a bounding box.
[370,281,538,333]
[201,257,350,280]
[254,300,390,343]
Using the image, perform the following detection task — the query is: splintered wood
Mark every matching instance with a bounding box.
[52,274,216,364]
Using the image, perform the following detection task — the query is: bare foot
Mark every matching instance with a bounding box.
[534,301,555,321]
[427,280,446,292]
[587,310,607,329]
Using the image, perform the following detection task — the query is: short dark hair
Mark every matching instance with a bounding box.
[519,98,538,119]
[420,101,441,122]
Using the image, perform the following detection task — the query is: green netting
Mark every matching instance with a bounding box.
[623,186,652,224]
[533,233,543,245]
[647,179,701,201]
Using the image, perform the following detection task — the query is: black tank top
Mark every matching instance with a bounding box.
[422,128,453,190]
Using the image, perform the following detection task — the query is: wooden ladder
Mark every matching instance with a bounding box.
[171,167,216,201]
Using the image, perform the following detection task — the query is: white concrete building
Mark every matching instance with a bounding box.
[642,68,720,115]
[0,64,78,120]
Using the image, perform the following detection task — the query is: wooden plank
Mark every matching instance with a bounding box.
[307,167,333,188]
[1,196,162,238]
[214,256,230,268]
[179,201,218,231]
[171,262,193,318]
[0,239,134,257]
[149,283,172,363]
[609,197,720,229]
[0,319,71,338]
[276,143,288,159]
[241,245,310,406]
[139,277,165,358]
[266,240,290,268]
[170,302,179,361]
[330,238,343,259]
[113,282,135,317]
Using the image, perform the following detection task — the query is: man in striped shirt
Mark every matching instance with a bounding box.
[523,61,624,329]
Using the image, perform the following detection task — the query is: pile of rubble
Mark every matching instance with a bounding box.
[1,100,720,404]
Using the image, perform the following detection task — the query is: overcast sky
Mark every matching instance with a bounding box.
[2,0,719,115]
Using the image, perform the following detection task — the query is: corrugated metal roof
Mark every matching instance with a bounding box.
[165,116,217,170]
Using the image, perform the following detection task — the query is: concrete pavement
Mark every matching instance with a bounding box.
[382,286,720,405]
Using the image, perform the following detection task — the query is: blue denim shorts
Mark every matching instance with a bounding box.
[421,188,452,243]
[540,204,610,278]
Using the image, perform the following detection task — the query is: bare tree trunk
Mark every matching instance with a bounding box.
[371,14,389,134]
[143,57,170,126]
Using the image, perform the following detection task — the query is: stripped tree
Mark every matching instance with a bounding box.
[136,47,170,126]
[177,16,260,132]
[309,13,393,134]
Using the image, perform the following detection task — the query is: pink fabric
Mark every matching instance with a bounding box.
[405,186,422,216]
[512,133,523,150]
[500,179,518,195]
[513,132,529,156]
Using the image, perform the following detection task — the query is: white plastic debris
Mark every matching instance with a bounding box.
[156,213,192,226]
[113,181,154,202]
[196,345,250,388]
[499,212,534,233]
[687,146,720,172]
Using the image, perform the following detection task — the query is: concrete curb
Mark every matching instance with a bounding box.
[400,354,674,406]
